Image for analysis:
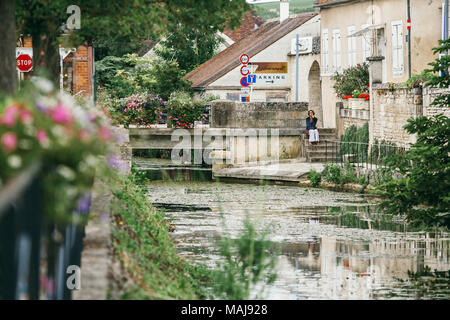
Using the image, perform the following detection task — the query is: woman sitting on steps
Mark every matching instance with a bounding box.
[306,110,319,146]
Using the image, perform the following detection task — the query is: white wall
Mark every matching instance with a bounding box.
[207,15,321,103]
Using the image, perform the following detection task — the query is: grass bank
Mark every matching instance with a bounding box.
[108,173,211,299]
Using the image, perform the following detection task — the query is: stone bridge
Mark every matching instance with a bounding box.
[117,100,313,171]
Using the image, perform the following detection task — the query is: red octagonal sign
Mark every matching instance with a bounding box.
[16,54,33,72]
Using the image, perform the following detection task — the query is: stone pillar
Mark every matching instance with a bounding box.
[367,56,384,145]
[113,127,132,174]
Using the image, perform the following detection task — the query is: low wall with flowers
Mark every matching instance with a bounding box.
[336,97,370,138]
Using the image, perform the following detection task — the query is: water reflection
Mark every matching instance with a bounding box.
[146,179,450,299]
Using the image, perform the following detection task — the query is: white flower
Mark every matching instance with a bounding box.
[8,155,22,169]
[57,92,76,110]
[85,155,98,167]
[51,125,65,138]
[56,165,76,181]
[31,76,53,94]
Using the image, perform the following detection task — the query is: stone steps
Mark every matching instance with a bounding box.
[304,129,337,163]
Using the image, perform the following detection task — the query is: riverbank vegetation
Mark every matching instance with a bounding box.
[109,172,211,299]
[374,39,450,230]
[108,171,278,299]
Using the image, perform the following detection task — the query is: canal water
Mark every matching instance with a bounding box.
[138,158,450,300]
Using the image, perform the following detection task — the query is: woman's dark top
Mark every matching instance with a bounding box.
[306,117,318,130]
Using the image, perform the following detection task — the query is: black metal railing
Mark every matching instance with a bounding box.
[0,164,89,300]
[323,140,407,170]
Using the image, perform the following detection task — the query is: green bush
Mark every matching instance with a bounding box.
[332,63,369,98]
[308,169,321,187]
[322,162,357,187]
[96,54,193,101]
[211,215,278,300]
[322,163,342,185]
[166,91,207,128]
[340,123,369,163]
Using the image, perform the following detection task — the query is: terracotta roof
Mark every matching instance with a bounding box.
[223,10,265,43]
[185,12,318,89]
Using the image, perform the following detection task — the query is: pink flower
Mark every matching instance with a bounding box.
[51,104,73,124]
[36,130,48,144]
[78,129,90,141]
[1,132,18,152]
[20,109,33,124]
[98,127,112,141]
[1,104,20,127]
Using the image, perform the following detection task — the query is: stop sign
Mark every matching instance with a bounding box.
[16,54,33,72]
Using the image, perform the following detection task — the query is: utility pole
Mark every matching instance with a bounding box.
[407,0,411,79]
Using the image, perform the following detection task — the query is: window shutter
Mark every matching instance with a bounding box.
[348,26,356,67]
[336,30,341,72]
[333,29,341,72]
[322,29,329,74]
[391,21,403,76]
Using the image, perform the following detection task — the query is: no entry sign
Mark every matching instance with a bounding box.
[16,54,33,72]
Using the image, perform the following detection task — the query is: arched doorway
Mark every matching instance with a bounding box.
[308,61,322,125]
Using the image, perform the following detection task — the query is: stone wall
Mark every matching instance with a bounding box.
[371,84,423,147]
[423,87,450,117]
[210,100,309,129]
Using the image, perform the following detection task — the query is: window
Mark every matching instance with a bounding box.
[322,29,329,75]
[361,24,371,61]
[347,26,356,67]
[332,29,341,72]
[391,20,404,77]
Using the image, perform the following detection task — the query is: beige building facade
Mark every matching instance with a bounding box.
[315,0,444,128]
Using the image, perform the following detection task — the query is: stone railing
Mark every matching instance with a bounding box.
[210,100,309,129]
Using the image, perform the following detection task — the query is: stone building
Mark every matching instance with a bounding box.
[314,0,445,129]
[184,5,323,123]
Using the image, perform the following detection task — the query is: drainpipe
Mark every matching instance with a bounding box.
[407,0,411,79]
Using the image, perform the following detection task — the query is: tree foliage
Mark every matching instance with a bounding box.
[13,0,249,83]
[155,25,221,74]
[332,63,369,98]
[375,39,450,229]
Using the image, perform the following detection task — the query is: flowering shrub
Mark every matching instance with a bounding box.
[166,91,208,128]
[332,63,369,99]
[114,93,165,128]
[0,78,115,224]
[358,93,370,101]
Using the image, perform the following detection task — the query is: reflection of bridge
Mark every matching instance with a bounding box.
[276,236,450,299]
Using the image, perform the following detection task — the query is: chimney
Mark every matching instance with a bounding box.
[280,0,290,23]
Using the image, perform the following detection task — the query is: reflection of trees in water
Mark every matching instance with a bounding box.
[280,234,450,298]
[393,266,450,299]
